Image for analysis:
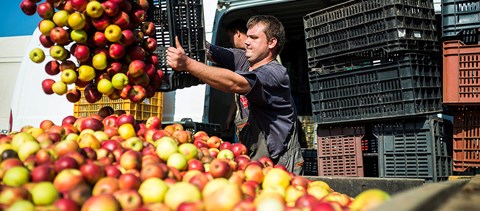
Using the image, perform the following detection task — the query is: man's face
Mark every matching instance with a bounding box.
[245,23,271,64]
[228,31,246,49]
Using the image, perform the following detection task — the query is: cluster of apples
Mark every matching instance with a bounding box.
[21,0,164,104]
[0,112,390,211]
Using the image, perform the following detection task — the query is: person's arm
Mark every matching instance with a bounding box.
[167,37,251,94]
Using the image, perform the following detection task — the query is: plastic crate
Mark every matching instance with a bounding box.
[317,126,365,177]
[309,53,443,125]
[303,0,438,68]
[373,116,452,182]
[443,40,480,105]
[162,118,221,137]
[73,92,163,121]
[148,0,206,92]
[301,148,318,176]
[441,0,480,39]
[452,106,480,172]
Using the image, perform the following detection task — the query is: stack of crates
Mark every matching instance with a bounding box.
[441,0,480,174]
[148,0,206,92]
[305,0,452,181]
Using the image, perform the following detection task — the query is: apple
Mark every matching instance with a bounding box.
[105,24,122,42]
[73,44,90,62]
[167,152,187,171]
[217,149,235,160]
[122,137,144,151]
[120,29,135,46]
[231,143,248,157]
[62,115,77,125]
[78,64,96,82]
[187,159,205,172]
[70,0,89,11]
[244,162,264,184]
[39,34,55,48]
[102,0,119,16]
[209,158,232,178]
[127,45,146,61]
[285,185,308,207]
[140,163,167,181]
[93,31,109,48]
[60,68,77,84]
[37,2,54,19]
[208,148,219,158]
[128,85,147,103]
[118,173,141,190]
[68,12,87,30]
[116,113,135,126]
[82,194,121,211]
[49,45,68,61]
[113,189,143,209]
[50,27,70,45]
[107,43,125,60]
[80,162,105,185]
[80,117,104,131]
[0,186,31,206]
[348,189,390,211]
[70,29,88,44]
[29,48,45,63]
[156,136,179,161]
[119,149,142,170]
[3,166,30,187]
[83,83,103,103]
[102,115,118,128]
[128,60,146,77]
[118,123,136,140]
[6,200,35,211]
[207,136,222,148]
[52,80,68,95]
[65,183,92,206]
[111,11,130,29]
[92,177,120,196]
[38,19,56,36]
[86,0,104,18]
[143,37,157,53]
[92,53,108,70]
[52,169,85,193]
[107,61,125,76]
[141,21,155,36]
[235,155,251,171]
[164,182,202,210]
[20,0,37,16]
[132,8,146,25]
[194,139,208,149]
[54,198,80,211]
[295,194,320,210]
[97,78,115,95]
[138,177,168,204]
[90,14,111,32]
[307,185,330,200]
[259,156,275,168]
[54,156,78,173]
[105,165,122,178]
[204,182,242,211]
[54,139,79,158]
[178,143,198,161]
[65,88,81,103]
[60,60,77,71]
[291,175,310,190]
[31,181,59,206]
[52,10,69,27]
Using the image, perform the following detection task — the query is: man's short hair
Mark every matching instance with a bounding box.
[246,15,286,56]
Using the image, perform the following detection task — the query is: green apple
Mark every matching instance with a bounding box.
[11,132,35,152]
[138,178,168,204]
[52,10,69,27]
[92,53,108,70]
[68,12,86,30]
[31,182,59,205]
[52,80,68,95]
[122,137,144,151]
[167,152,187,171]
[61,68,77,84]
[78,65,96,82]
[178,143,198,161]
[217,149,234,160]
[49,45,68,61]
[70,29,88,44]
[6,200,35,211]
[29,48,45,64]
[3,166,30,187]
[93,131,109,142]
[164,182,201,210]
[97,78,114,95]
[64,133,79,142]
[18,140,40,161]
[86,0,104,18]
[104,24,122,42]
[155,136,179,161]
[38,20,56,36]
[111,73,129,90]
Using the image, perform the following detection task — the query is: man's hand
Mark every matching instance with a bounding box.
[166,36,188,71]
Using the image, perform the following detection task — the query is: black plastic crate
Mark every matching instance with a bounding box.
[309,53,442,125]
[303,0,438,68]
[373,116,453,182]
[441,0,480,40]
[301,148,318,176]
[163,118,221,137]
[148,0,206,92]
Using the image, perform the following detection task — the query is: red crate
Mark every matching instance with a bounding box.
[443,40,480,105]
[317,126,365,177]
[453,106,480,172]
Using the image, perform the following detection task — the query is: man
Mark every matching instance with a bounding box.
[167,15,303,175]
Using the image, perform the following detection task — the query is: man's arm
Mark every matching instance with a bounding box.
[167,37,251,94]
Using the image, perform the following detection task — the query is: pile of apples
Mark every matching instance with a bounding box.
[0,113,390,211]
[21,0,164,103]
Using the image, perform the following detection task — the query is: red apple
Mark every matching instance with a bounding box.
[113,189,143,209]
[37,2,54,19]
[45,60,60,76]
[258,156,274,168]
[119,150,142,171]
[219,142,232,150]
[207,136,222,149]
[111,11,130,29]
[54,198,80,211]
[93,31,109,47]
[39,34,55,48]
[49,26,70,45]
[118,173,141,190]
[82,194,121,211]
[209,158,232,178]
[116,113,135,126]
[188,159,205,172]
[30,164,55,182]
[102,0,119,16]
[231,143,248,157]
[54,156,79,173]
[80,162,105,185]
[235,155,251,171]
[20,0,37,16]
[105,165,122,178]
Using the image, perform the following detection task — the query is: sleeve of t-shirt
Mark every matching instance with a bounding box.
[237,71,269,107]
[209,45,236,71]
